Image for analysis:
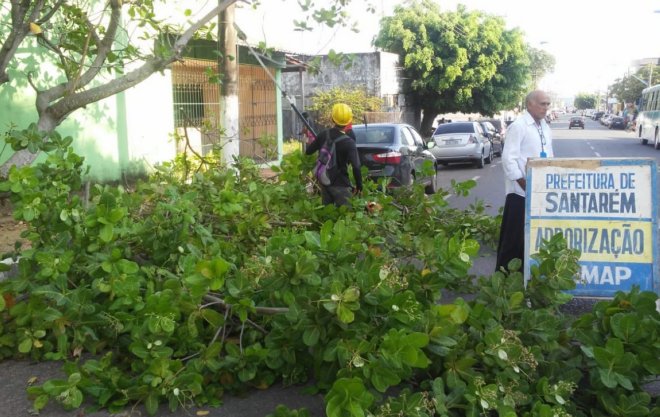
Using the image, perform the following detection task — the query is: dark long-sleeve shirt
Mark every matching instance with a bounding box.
[305,127,362,191]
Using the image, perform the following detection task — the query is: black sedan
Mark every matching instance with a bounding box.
[568,117,584,129]
[352,123,438,194]
[608,116,626,130]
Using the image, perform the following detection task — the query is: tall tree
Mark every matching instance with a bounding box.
[574,93,596,110]
[373,0,530,133]
[609,65,660,105]
[527,46,555,89]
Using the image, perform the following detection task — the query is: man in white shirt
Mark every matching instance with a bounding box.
[496,90,554,272]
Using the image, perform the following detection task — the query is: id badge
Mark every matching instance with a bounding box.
[540,151,547,158]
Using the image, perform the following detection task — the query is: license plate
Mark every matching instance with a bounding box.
[444,139,460,145]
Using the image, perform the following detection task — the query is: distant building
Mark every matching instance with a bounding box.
[630,57,660,72]
[280,51,415,139]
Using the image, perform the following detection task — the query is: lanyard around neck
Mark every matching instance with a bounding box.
[535,122,546,153]
[535,122,548,157]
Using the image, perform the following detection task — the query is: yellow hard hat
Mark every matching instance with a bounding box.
[331,103,353,126]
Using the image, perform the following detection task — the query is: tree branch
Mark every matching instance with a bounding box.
[202,294,289,315]
[0,0,42,85]
[42,0,243,125]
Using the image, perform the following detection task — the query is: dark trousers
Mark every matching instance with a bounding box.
[496,193,526,272]
[321,185,352,207]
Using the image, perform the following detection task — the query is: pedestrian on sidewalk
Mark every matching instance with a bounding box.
[496,90,554,272]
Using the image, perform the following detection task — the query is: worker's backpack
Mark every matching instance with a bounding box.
[314,134,349,186]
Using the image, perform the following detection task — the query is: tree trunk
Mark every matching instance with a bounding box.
[420,109,438,138]
[219,4,240,166]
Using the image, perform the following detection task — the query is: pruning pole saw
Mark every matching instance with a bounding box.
[233,23,317,140]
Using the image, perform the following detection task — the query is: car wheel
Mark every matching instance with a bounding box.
[425,166,438,195]
[485,145,493,164]
[475,152,485,169]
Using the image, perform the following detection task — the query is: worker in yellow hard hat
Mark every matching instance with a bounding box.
[305,103,362,207]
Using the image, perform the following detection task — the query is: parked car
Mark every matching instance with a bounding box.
[568,116,584,129]
[600,114,614,127]
[592,111,605,120]
[478,120,503,156]
[352,123,438,194]
[608,116,626,130]
[479,118,507,138]
[428,122,493,168]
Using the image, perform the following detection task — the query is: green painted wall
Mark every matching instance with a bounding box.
[0,46,176,181]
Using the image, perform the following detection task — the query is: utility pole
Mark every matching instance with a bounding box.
[649,62,654,86]
[219,3,240,166]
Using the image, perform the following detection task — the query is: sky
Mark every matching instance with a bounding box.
[235,0,660,98]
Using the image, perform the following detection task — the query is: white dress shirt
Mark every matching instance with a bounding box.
[501,111,553,196]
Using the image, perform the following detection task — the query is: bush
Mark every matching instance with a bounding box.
[0,132,658,417]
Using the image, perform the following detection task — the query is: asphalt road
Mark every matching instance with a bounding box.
[1,114,657,417]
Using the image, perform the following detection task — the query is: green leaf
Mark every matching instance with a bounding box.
[449,303,470,324]
[303,327,320,347]
[404,332,429,348]
[130,344,149,359]
[304,231,321,248]
[342,287,360,303]
[370,365,401,392]
[117,259,139,274]
[66,387,83,408]
[615,373,633,390]
[99,224,114,242]
[41,307,63,321]
[598,368,618,388]
[610,313,638,342]
[18,338,33,353]
[337,304,355,324]
[0,294,5,311]
[508,292,524,309]
[33,394,49,411]
[145,393,159,416]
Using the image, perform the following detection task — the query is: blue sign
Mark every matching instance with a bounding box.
[525,158,658,297]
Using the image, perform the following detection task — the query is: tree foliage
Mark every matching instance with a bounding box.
[307,87,383,129]
[609,65,660,105]
[373,0,532,133]
[0,135,658,417]
[527,46,556,89]
[574,93,597,110]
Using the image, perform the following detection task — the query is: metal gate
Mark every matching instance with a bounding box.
[170,58,221,155]
[238,65,278,162]
[171,60,279,161]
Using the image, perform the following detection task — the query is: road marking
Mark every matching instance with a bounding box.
[595,152,601,157]
[472,176,480,181]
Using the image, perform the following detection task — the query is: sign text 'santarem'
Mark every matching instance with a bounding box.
[524,158,659,297]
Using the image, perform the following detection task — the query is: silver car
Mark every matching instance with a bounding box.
[428,122,493,168]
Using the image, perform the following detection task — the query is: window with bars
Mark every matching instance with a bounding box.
[172,84,205,127]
